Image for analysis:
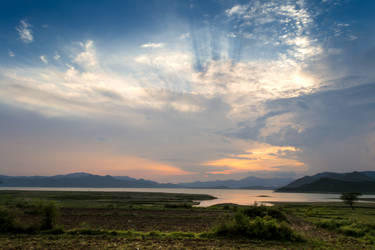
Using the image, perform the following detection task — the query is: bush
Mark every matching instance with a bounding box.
[0,200,60,233]
[242,205,287,222]
[215,212,301,241]
[213,206,302,241]
[40,201,59,230]
[0,206,17,232]
[339,224,365,237]
[28,200,60,230]
[23,200,60,231]
[316,219,351,230]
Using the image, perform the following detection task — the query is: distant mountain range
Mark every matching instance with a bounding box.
[0,172,175,188]
[0,172,293,189]
[179,176,293,189]
[4,171,375,192]
[277,171,375,193]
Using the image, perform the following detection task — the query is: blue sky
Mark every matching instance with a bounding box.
[1,0,375,182]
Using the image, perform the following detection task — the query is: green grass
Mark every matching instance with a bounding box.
[0,190,215,209]
[284,204,375,244]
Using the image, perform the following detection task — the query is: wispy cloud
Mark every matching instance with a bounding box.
[16,19,33,43]
[179,33,190,40]
[223,0,321,63]
[40,55,48,64]
[73,40,97,69]
[225,4,248,16]
[8,51,15,57]
[140,42,164,48]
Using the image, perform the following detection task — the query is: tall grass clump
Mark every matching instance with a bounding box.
[214,205,302,241]
[30,200,60,230]
[0,200,60,233]
[40,201,59,230]
[0,206,18,232]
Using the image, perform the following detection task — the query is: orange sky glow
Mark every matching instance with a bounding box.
[203,145,306,175]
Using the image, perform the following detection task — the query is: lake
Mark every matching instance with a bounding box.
[1,187,374,206]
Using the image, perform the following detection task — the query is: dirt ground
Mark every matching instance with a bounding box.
[0,234,317,250]
[59,207,232,232]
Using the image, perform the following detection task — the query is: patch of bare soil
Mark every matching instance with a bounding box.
[0,235,309,250]
[59,208,232,232]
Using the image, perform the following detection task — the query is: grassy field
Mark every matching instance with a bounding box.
[0,190,215,208]
[1,190,375,249]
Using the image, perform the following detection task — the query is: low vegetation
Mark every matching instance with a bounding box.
[0,190,214,209]
[214,205,303,241]
[1,190,375,249]
[0,200,60,233]
[284,203,375,244]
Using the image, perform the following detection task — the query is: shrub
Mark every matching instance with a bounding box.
[316,218,354,231]
[213,206,302,241]
[0,206,17,232]
[339,224,365,237]
[29,200,60,230]
[242,205,287,222]
[0,200,60,233]
[215,212,301,241]
[39,201,60,230]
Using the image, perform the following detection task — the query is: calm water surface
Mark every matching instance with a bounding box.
[1,187,374,207]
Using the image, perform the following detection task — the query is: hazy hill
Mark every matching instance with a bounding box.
[0,172,294,189]
[179,176,294,189]
[0,173,176,188]
[277,171,375,193]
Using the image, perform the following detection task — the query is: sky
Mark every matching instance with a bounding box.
[1,0,375,182]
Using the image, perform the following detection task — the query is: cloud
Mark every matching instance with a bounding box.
[140,42,164,48]
[203,144,306,174]
[40,55,48,64]
[225,5,248,16]
[54,54,61,60]
[223,1,321,63]
[231,82,375,174]
[134,51,192,72]
[0,30,327,179]
[16,19,33,43]
[1,1,375,180]
[73,40,98,69]
[8,51,15,57]
[179,33,190,40]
